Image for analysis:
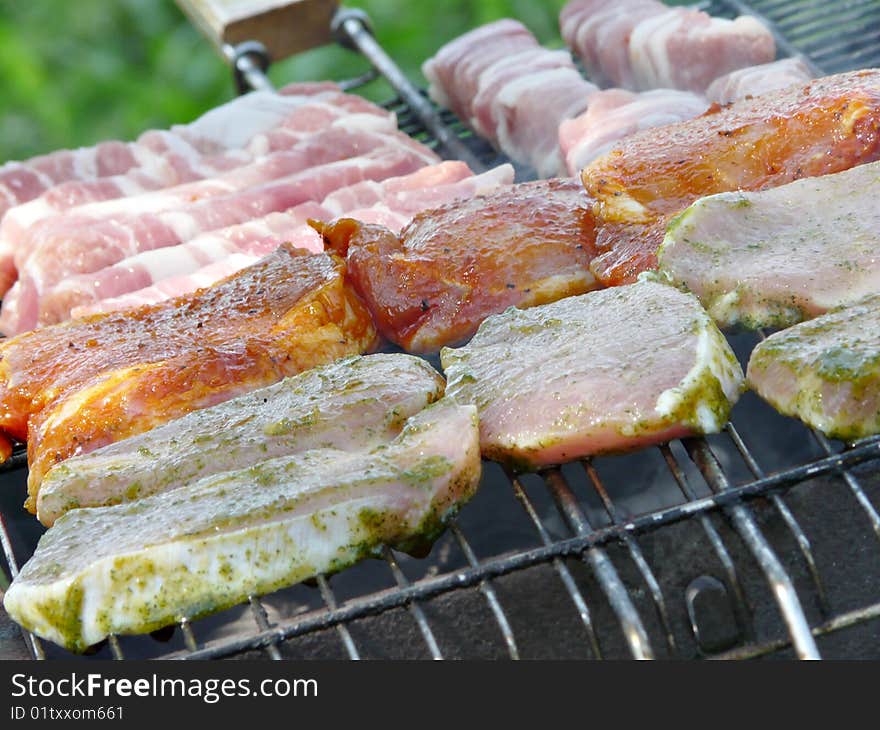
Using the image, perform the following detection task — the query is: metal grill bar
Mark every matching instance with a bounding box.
[681,439,820,659]
[248,596,282,660]
[450,524,520,659]
[581,461,677,653]
[381,546,443,660]
[725,424,830,615]
[317,575,360,660]
[0,512,44,660]
[506,468,603,658]
[179,619,199,653]
[107,634,125,660]
[544,469,654,659]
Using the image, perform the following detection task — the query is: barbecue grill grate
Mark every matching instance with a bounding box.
[2,0,880,661]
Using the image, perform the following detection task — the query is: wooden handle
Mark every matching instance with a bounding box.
[176,0,340,61]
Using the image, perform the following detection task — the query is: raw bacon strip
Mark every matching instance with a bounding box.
[11,124,411,274]
[441,279,744,468]
[321,178,599,354]
[582,69,880,286]
[0,243,379,509]
[657,161,880,329]
[705,57,815,104]
[64,163,515,320]
[560,0,775,93]
[422,19,539,123]
[5,398,479,652]
[37,353,444,525]
[747,294,880,441]
[2,144,434,335]
[559,88,710,174]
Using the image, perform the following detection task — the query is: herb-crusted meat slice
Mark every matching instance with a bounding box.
[658,161,880,329]
[747,294,880,440]
[441,279,743,469]
[4,399,480,652]
[37,353,444,526]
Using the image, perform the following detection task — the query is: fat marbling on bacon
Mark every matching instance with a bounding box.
[581,69,880,287]
[318,177,599,354]
[560,0,775,92]
[441,279,744,469]
[705,57,815,104]
[0,243,378,512]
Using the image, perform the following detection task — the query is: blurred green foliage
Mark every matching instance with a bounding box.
[0,0,569,161]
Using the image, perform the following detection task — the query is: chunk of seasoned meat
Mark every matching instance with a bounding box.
[4,398,480,652]
[37,353,444,526]
[658,160,880,329]
[319,178,599,354]
[747,294,880,441]
[581,70,880,286]
[441,279,744,469]
[0,244,378,510]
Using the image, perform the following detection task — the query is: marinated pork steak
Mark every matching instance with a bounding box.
[441,279,744,469]
[319,178,598,354]
[581,69,880,286]
[658,160,880,329]
[37,354,445,526]
[747,294,880,441]
[4,399,480,652]
[0,244,378,510]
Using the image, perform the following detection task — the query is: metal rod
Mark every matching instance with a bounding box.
[382,546,444,660]
[179,619,199,653]
[332,8,486,170]
[224,41,275,94]
[107,635,124,661]
[683,438,820,659]
[317,575,361,660]
[506,468,603,658]
[248,596,282,660]
[726,424,830,616]
[582,460,677,654]
[544,469,654,659]
[0,513,44,659]
[450,524,520,659]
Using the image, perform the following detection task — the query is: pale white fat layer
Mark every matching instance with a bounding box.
[654,312,744,431]
[182,92,308,150]
[161,211,202,243]
[136,242,217,283]
[71,148,99,182]
[2,198,54,231]
[628,11,679,89]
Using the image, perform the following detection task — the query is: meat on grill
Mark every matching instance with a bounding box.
[558,87,711,174]
[0,243,378,512]
[319,177,599,354]
[747,294,880,441]
[37,353,444,526]
[56,162,514,320]
[705,57,815,104]
[582,69,880,286]
[441,279,744,469]
[1,143,435,335]
[423,19,596,176]
[560,0,775,92]
[658,160,880,329]
[4,397,480,652]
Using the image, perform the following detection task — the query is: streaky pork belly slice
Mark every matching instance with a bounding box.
[581,69,880,286]
[559,88,710,174]
[64,163,514,320]
[10,124,410,274]
[5,397,480,652]
[441,279,744,469]
[559,0,774,92]
[705,57,815,104]
[1,143,432,335]
[422,19,539,123]
[658,161,880,329]
[492,67,597,177]
[320,178,598,354]
[0,84,342,221]
[37,353,445,526]
[0,244,378,509]
[747,294,880,441]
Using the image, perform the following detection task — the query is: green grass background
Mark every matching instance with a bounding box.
[0,0,572,162]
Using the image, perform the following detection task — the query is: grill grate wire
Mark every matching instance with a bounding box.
[2,0,880,660]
